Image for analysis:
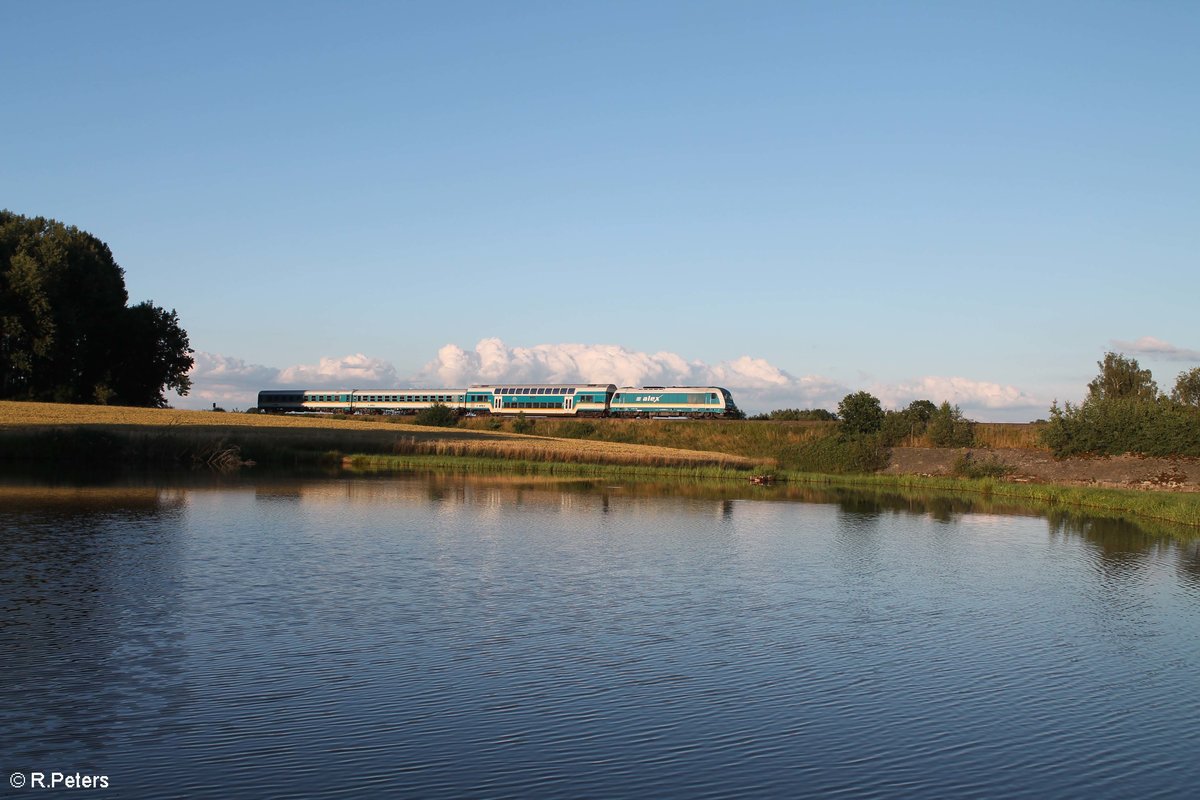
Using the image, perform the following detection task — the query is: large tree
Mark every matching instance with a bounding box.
[1172,367,1200,407]
[1086,352,1158,402]
[837,391,884,436]
[0,210,193,406]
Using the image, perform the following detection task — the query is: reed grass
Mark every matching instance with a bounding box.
[973,422,1046,449]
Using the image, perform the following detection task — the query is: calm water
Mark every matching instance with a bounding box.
[2,473,1199,799]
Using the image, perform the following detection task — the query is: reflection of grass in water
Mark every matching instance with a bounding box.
[780,471,1200,535]
[341,462,1200,541]
[342,454,751,479]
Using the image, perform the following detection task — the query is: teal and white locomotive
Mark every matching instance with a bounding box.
[608,386,737,418]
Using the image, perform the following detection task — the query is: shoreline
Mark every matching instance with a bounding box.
[1,400,1197,533]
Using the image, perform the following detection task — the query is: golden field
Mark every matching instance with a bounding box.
[0,401,757,470]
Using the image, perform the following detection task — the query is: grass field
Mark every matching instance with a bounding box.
[457,416,1048,469]
[0,401,757,471]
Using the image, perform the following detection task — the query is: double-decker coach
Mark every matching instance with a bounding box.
[467,384,617,416]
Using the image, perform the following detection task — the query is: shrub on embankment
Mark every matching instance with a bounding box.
[1041,398,1200,458]
[1039,352,1200,458]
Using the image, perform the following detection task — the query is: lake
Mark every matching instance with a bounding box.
[2,473,1198,798]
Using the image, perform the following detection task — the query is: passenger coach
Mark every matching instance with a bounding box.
[256,389,466,414]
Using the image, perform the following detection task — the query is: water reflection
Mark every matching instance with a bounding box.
[0,489,189,767]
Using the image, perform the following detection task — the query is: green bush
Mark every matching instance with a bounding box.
[556,420,597,439]
[512,412,535,434]
[879,400,937,446]
[928,402,975,447]
[778,432,890,474]
[751,408,837,421]
[412,403,458,428]
[951,452,1012,479]
[1041,397,1200,457]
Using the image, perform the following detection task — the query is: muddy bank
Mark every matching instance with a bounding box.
[884,447,1200,491]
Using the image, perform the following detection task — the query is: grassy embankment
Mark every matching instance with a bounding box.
[460,415,1043,468]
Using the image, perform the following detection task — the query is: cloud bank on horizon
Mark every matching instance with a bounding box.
[178,338,1048,420]
[1110,336,1200,363]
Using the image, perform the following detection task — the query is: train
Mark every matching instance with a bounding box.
[257,384,741,418]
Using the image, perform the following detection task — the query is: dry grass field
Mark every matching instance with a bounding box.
[0,401,446,432]
[0,401,756,470]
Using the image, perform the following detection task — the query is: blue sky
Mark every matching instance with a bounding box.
[4,1,1197,418]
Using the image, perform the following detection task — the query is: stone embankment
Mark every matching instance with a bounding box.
[884,447,1200,492]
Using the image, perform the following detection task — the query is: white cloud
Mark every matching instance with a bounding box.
[1110,336,1200,362]
[171,351,400,410]
[171,352,278,410]
[421,338,844,412]
[872,375,1042,414]
[420,339,1046,418]
[276,353,398,387]
[174,342,1045,420]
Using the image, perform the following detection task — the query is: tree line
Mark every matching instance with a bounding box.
[753,352,1200,461]
[1,211,193,407]
[753,393,976,447]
